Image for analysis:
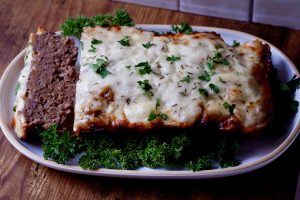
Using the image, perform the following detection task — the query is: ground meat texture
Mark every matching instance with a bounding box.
[23,32,78,134]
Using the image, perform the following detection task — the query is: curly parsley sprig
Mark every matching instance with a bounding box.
[171,23,193,34]
[40,124,80,164]
[61,9,134,38]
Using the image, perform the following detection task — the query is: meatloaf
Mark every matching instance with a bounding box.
[12,28,78,139]
[73,26,272,134]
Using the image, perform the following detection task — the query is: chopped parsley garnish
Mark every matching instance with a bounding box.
[180,75,192,83]
[137,80,153,96]
[207,51,230,70]
[215,44,223,49]
[219,76,226,83]
[13,105,16,112]
[88,38,102,53]
[118,36,130,46]
[214,51,222,59]
[91,38,102,45]
[135,61,152,75]
[90,58,111,78]
[125,65,131,69]
[61,16,93,38]
[39,124,241,171]
[281,75,300,92]
[207,57,214,70]
[198,70,211,82]
[40,124,80,164]
[61,9,134,38]
[209,83,220,94]
[232,40,240,47]
[171,23,193,34]
[280,83,290,92]
[223,102,236,115]
[142,42,154,49]
[24,53,28,63]
[166,55,181,63]
[111,9,135,26]
[290,100,299,111]
[134,62,152,75]
[199,88,208,97]
[217,140,241,168]
[186,155,213,171]
[275,74,300,112]
[15,82,20,95]
[155,99,161,110]
[222,59,230,65]
[148,111,168,121]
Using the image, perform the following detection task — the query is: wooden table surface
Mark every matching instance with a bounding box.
[1,0,300,199]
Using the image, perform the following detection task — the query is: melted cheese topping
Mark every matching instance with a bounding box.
[74,26,268,133]
[13,45,33,138]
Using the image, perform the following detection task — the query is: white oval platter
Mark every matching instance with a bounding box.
[0,25,299,179]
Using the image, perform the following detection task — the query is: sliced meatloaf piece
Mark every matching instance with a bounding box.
[12,28,78,139]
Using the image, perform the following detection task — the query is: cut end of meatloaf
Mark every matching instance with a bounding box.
[12,28,78,139]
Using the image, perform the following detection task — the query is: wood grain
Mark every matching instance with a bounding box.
[0,0,300,199]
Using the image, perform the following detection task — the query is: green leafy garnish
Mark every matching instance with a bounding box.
[15,82,20,95]
[166,55,181,63]
[215,44,223,49]
[214,52,222,59]
[223,102,236,115]
[24,53,28,64]
[280,83,290,92]
[186,155,213,171]
[219,76,226,83]
[199,88,208,97]
[79,134,190,170]
[39,124,240,171]
[61,16,93,38]
[207,51,230,70]
[138,135,188,168]
[79,136,125,170]
[13,105,16,112]
[148,111,168,121]
[155,98,161,110]
[232,40,240,47]
[88,47,96,53]
[90,58,111,78]
[111,9,134,26]
[275,74,300,112]
[217,140,241,168]
[135,61,152,75]
[289,100,299,111]
[180,75,192,83]
[88,38,102,53]
[61,9,134,38]
[209,83,220,94]
[125,65,131,69]
[207,57,214,70]
[222,59,230,65]
[281,75,300,93]
[137,80,153,96]
[171,23,193,34]
[91,38,102,45]
[142,42,154,49]
[118,36,130,46]
[40,124,80,164]
[198,70,211,82]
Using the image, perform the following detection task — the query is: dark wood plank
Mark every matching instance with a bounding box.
[0,0,299,199]
[282,30,300,68]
